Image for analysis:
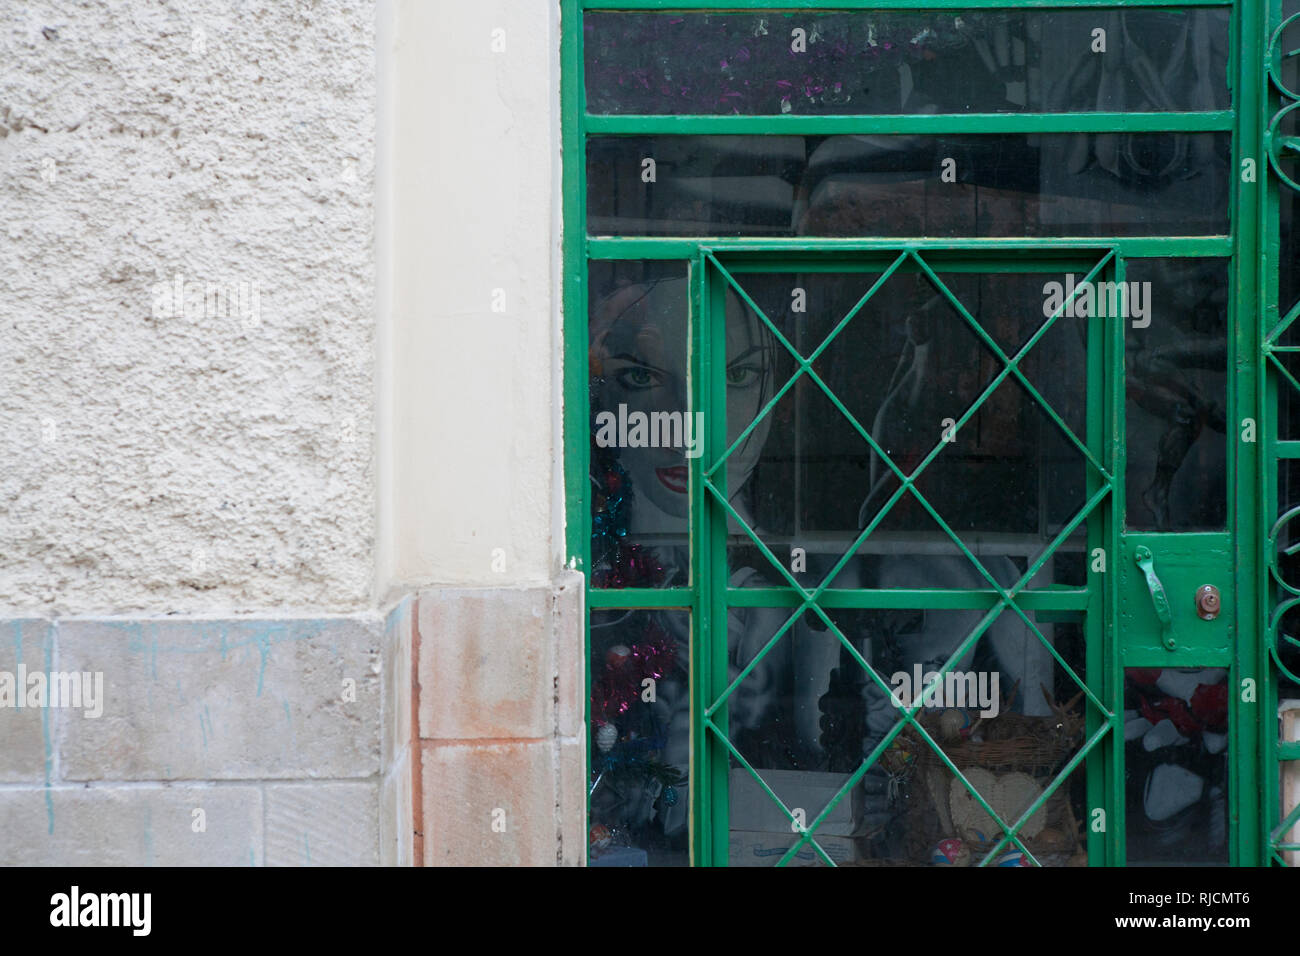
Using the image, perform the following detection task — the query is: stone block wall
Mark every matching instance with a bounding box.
[0,574,585,866]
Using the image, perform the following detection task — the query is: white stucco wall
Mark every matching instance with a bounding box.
[0,0,578,866]
[0,1,377,615]
[379,0,562,594]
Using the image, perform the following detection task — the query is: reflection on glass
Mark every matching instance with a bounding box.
[585,10,1230,115]
[588,134,1231,238]
[721,268,1089,590]
[1123,667,1229,865]
[588,609,690,867]
[1124,258,1228,531]
[726,605,1091,865]
[589,262,690,589]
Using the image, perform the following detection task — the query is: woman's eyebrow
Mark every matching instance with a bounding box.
[727,345,768,364]
[608,352,667,373]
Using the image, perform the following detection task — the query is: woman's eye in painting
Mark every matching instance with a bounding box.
[614,364,664,390]
[726,363,762,388]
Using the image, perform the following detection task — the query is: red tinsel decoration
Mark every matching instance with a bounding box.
[1189,681,1228,732]
[1137,681,1229,736]
[592,620,679,724]
[592,543,666,590]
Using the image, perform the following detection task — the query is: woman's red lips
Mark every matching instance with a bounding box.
[656,466,689,493]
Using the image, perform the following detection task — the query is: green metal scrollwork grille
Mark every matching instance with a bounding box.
[1265,3,1300,868]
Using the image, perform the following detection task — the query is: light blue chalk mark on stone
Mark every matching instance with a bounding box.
[42,622,55,835]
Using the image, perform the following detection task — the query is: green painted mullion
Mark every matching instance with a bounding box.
[1083,252,1112,867]
[703,237,1236,255]
[1107,252,1127,866]
[586,111,1233,135]
[727,587,1091,610]
[587,588,693,608]
[1262,0,1287,866]
[704,255,732,866]
[562,0,585,574]
[689,249,710,866]
[1235,0,1265,867]
[581,0,1230,11]
[561,0,595,867]
[588,237,1235,258]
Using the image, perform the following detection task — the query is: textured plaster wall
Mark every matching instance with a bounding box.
[0,0,581,866]
[0,1,377,615]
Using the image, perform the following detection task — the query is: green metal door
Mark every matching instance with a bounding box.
[567,0,1299,866]
[692,245,1247,866]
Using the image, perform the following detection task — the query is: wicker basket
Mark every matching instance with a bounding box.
[848,706,1087,866]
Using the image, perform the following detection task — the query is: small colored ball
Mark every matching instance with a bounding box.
[994,849,1032,867]
[938,708,971,741]
[596,722,618,753]
[930,838,969,866]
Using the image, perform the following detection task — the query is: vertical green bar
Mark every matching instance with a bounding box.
[560,0,592,860]
[1085,253,1113,866]
[1256,0,1280,866]
[1237,0,1266,866]
[690,251,709,865]
[706,255,732,865]
[1109,253,1127,866]
[562,0,585,574]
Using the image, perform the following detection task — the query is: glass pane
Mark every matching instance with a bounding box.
[1124,258,1228,531]
[588,134,1231,237]
[722,267,1089,590]
[585,10,1230,115]
[589,261,691,588]
[589,608,690,866]
[725,606,1092,865]
[1123,667,1229,865]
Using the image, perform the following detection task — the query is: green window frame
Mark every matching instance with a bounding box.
[564,0,1297,866]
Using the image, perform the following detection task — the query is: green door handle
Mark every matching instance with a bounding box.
[1134,546,1176,650]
